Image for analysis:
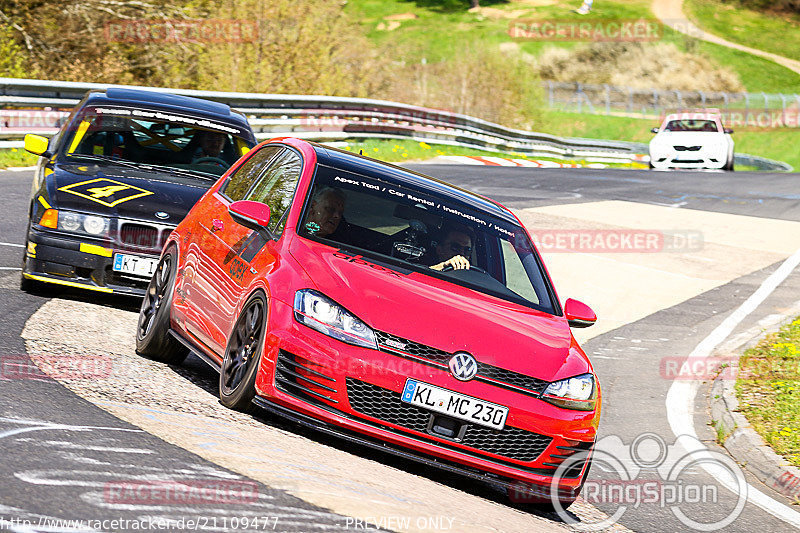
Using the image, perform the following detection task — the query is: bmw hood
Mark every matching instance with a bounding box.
[290,238,590,383]
[47,162,211,222]
[651,132,726,148]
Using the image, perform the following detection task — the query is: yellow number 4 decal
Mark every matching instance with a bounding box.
[86,185,131,199]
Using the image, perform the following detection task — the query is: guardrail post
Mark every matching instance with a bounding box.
[548,81,554,109]
[603,84,610,115]
[627,86,633,114]
[744,92,750,127]
[699,91,706,108]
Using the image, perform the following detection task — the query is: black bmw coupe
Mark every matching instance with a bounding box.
[21,88,257,296]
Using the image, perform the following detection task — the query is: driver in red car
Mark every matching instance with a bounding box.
[429,226,473,271]
[305,187,346,238]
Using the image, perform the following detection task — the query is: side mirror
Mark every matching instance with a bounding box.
[564,298,596,328]
[24,134,51,157]
[228,200,273,239]
[650,127,659,134]
[724,128,734,134]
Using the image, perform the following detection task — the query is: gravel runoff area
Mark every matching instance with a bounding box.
[21,298,631,533]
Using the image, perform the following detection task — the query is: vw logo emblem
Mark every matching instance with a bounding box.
[448,352,478,381]
[155,211,169,220]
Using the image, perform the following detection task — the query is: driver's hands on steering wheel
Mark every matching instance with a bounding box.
[431,255,470,271]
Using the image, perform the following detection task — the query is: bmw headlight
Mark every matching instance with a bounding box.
[56,210,110,236]
[542,373,597,411]
[294,289,377,349]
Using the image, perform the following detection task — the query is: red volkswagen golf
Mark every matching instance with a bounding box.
[136,137,600,506]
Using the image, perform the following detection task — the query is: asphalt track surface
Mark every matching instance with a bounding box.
[1,166,799,532]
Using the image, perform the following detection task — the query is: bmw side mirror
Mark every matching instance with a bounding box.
[564,298,596,328]
[229,200,274,240]
[650,127,659,134]
[724,128,734,134]
[24,134,52,157]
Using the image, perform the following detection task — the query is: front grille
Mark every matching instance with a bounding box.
[120,223,161,250]
[374,330,550,396]
[346,378,552,463]
[275,351,338,404]
[674,145,702,151]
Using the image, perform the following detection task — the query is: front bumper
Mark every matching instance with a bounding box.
[649,149,727,169]
[254,299,599,501]
[23,227,157,296]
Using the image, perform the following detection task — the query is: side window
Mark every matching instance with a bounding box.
[220,145,281,201]
[244,149,302,235]
[500,239,539,304]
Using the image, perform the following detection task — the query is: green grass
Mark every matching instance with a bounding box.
[736,317,800,468]
[347,0,800,94]
[685,0,800,65]
[538,110,800,169]
[0,148,38,169]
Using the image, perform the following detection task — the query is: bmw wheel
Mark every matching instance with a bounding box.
[135,247,187,364]
[220,291,267,412]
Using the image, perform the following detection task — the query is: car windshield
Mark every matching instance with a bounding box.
[664,119,719,132]
[61,106,253,178]
[298,164,557,314]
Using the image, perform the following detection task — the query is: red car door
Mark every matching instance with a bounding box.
[182,145,281,356]
[184,146,303,357]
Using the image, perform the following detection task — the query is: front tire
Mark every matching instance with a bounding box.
[219,292,267,412]
[135,247,187,364]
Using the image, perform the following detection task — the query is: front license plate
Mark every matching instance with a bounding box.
[112,253,158,278]
[401,379,508,430]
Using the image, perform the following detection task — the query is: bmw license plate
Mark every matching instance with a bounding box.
[401,379,508,430]
[112,253,158,278]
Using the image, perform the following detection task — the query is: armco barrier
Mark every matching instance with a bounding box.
[0,77,791,171]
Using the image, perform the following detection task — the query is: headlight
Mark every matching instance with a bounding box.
[55,211,110,236]
[294,289,377,349]
[542,373,597,411]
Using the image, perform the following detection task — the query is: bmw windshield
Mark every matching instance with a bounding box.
[61,106,254,178]
[299,164,558,315]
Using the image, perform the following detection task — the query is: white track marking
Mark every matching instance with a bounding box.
[666,247,800,527]
[0,267,21,270]
[0,242,24,247]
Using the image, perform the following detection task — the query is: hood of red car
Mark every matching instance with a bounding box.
[289,238,590,383]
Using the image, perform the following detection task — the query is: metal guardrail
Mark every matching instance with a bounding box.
[0,77,791,171]
[545,81,800,121]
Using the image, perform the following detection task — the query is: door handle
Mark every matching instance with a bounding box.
[211,219,224,233]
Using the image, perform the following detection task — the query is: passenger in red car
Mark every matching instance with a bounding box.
[430,227,473,271]
[306,187,346,238]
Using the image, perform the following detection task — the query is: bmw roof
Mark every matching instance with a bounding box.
[83,88,252,130]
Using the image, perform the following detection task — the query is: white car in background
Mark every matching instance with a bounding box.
[648,112,735,171]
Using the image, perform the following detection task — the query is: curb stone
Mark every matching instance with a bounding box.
[709,303,800,503]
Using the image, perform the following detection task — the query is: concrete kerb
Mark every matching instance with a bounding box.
[708,302,800,503]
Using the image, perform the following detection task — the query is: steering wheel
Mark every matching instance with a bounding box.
[193,156,228,167]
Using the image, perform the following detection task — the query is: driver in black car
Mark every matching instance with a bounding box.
[192,130,227,164]
[429,226,473,271]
